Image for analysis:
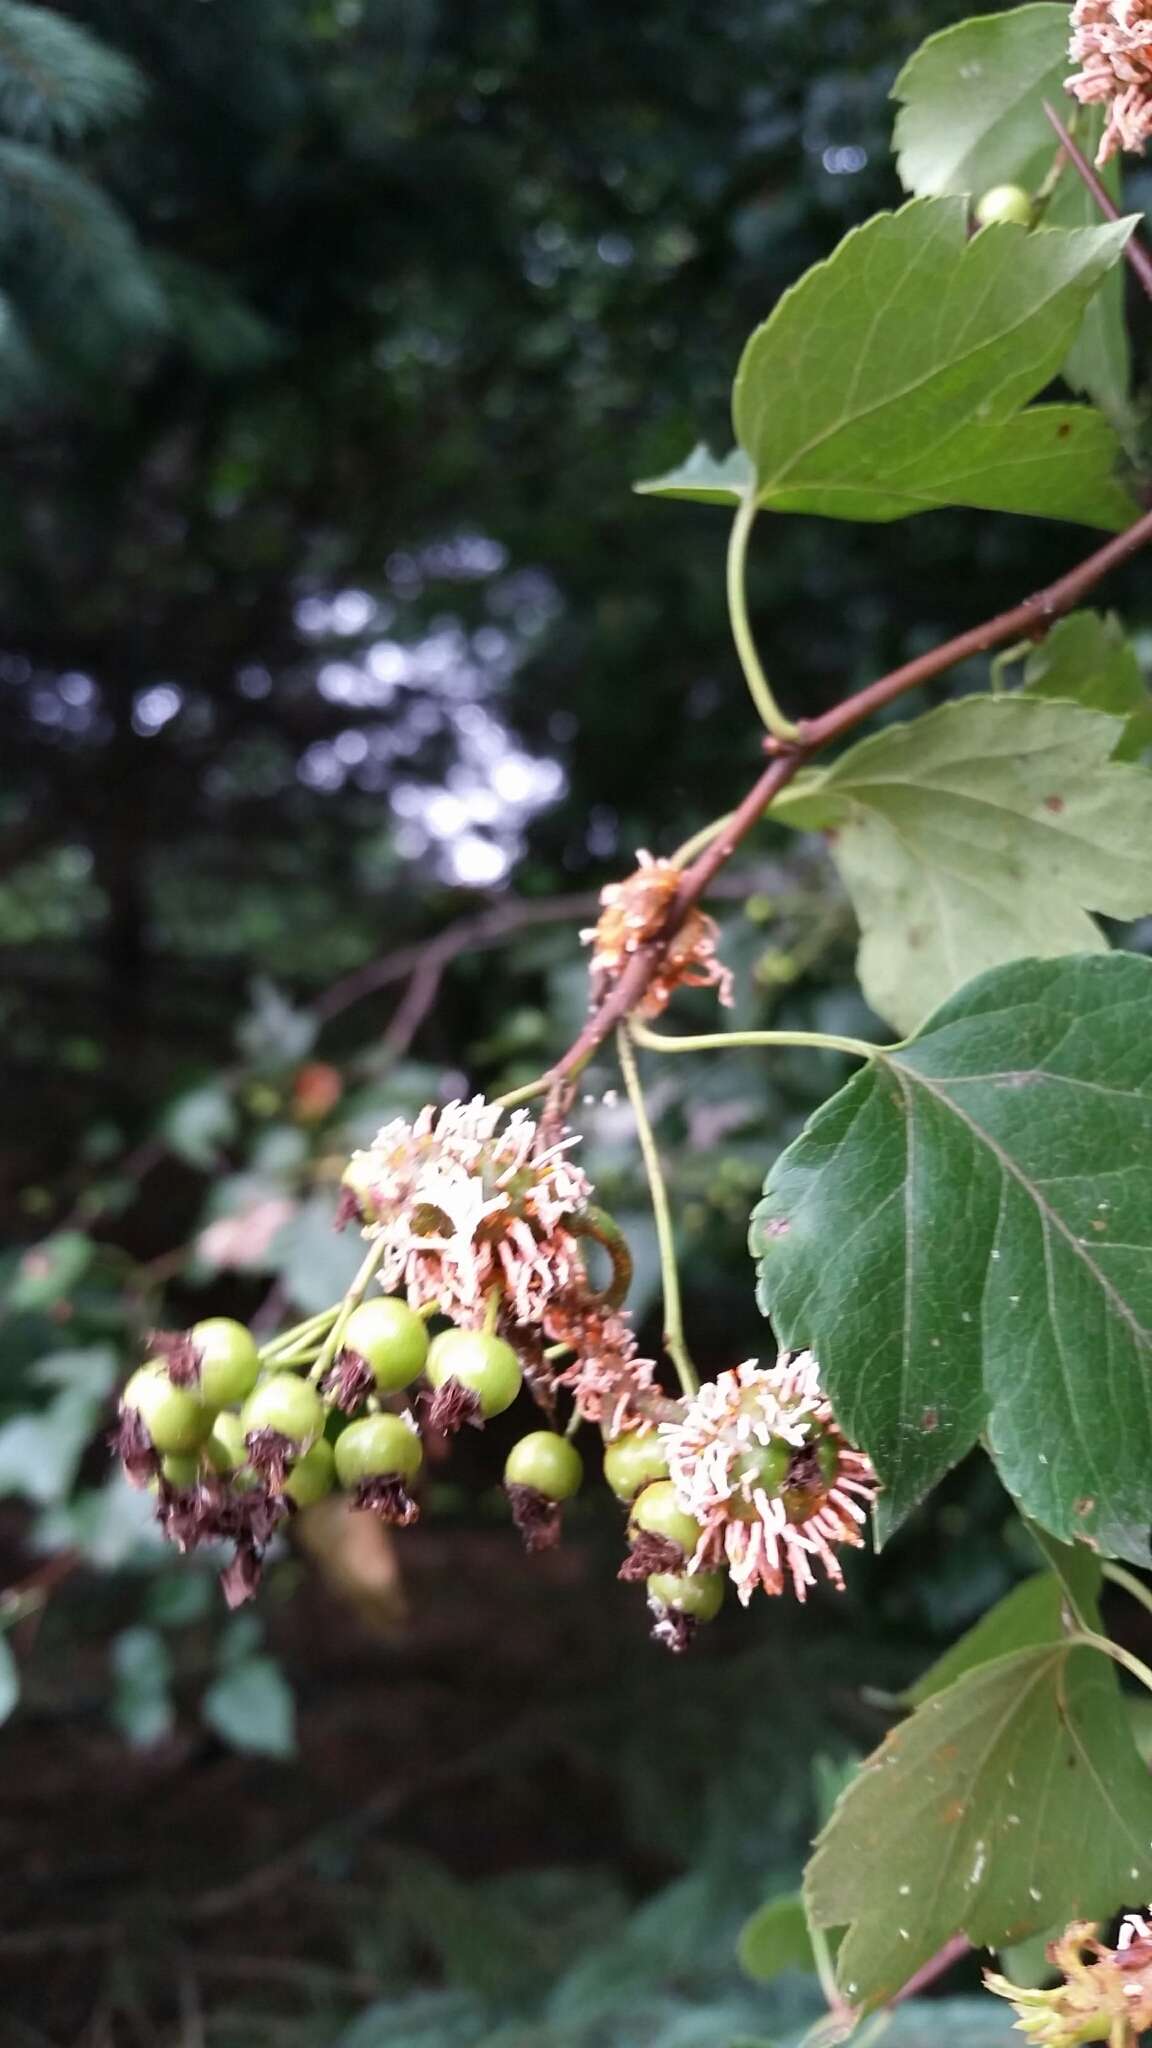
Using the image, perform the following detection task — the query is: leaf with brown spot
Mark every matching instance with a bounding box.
[806,1631,1152,2009]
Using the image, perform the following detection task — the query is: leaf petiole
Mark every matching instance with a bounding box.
[1068,1628,1152,1701]
[616,1024,697,1397]
[1102,1563,1152,1621]
[308,1236,391,1384]
[629,1018,885,1061]
[727,494,801,742]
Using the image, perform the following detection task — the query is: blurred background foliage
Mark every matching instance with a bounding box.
[3,0,1151,2041]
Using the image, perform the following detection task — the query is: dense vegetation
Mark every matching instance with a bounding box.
[6,3,1152,2044]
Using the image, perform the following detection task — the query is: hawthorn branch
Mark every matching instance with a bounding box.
[1042,100,1152,302]
[314,891,602,1024]
[546,497,1152,1083]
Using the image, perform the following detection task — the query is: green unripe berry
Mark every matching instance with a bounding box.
[647,1570,724,1622]
[241,1372,324,1448]
[426,1329,522,1418]
[602,1430,668,1502]
[629,1480,702,1559]
[190,1318,260,1405]
[730,1437,793,1518]
[283,1437,337,1507]
[974,183,1032,229]
[342,1297,429,1391]
[160,1451,201,1487]
[504,1431,583,1502]
[205,1410,249,1471]
[123,1364,214,1454]
[334,1413,423,1487]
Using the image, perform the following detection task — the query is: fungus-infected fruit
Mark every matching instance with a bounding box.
[646,1569,724,1622]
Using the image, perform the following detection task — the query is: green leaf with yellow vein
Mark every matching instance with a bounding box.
[750,953,1152,1558]
[729,198,1135,528]
[772,695,1152,1035]
[1022,611,1152,760]
[804,1636,1152,2009]
[891,4,1129,424]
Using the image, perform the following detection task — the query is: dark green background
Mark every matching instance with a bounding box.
[3,4,1149,2041]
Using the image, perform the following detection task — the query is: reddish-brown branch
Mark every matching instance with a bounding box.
[889,1934,972,2008]
[314,892,602,1024]
[546,498,1152,1083]
[804,501,1152,748]
[549,751,804,1083]
[1042,100,1152,302]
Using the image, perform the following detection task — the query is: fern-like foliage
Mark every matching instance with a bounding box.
[0,0,142,141]
[0,6,162,393]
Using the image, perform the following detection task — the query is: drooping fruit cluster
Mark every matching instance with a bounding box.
[111,1101,876,1645]
[114,1309,428,1605]
[336,1095,657,1436]
[656,1354,878,1605]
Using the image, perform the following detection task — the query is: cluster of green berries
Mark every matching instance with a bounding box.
[605,1435,724,1651]
[113,1295,729,1649]
[114,1300,607,1606]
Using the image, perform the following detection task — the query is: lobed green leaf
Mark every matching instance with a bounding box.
[634,443,752,504]
[202,1653,296,1758]
[751,953,1152,1557]
[891,4,1129,424]
[805,1638,1152,2008]
[737,1893,816,1985]
[731,198,1135,528]
[772,695,1152,1034]
[1022,611,1152,759]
